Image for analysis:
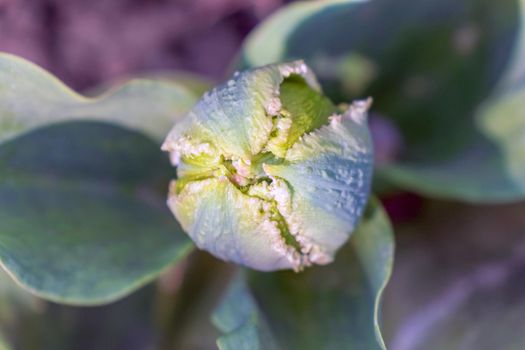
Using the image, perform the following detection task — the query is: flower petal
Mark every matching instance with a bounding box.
[162,61,321,162]
[168,177,299,271]
[263,100,373,259]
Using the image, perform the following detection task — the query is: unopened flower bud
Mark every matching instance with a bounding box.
[162,61,373,271]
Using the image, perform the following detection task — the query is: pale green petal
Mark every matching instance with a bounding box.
[169,178,295,271]
[264,101,373,259]
[163,62,374,271]
[162,60,321,161]
[266,76,335,157]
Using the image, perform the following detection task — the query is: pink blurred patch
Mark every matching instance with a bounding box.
[369,112,404,168]
[0,0,283,90]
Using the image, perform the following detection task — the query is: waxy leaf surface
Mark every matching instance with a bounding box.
[0,122,192,304]
[0,53,200,145]
[0,53,213,303]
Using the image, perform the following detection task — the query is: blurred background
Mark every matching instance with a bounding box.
[0,0,288,90]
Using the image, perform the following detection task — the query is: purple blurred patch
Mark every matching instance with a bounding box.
[369,112,404,168]
[0,0,283,90]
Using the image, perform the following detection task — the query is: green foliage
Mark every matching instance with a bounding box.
[379,80,525,201]
[0,53,199,145]
[242,0,525,202]
[0,53,215,304]
[0,122,192,304]
[213,198,394,350]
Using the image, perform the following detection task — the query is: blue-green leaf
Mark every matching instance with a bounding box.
[381,30,525,202]
[0,122,193,305]
[0,53,209,304]
[0,53,201,145]
[243,0,365,68]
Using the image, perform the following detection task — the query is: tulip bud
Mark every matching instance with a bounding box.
[162,61,373,271]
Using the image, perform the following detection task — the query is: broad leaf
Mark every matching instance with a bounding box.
[0,122,192,304]
[380,38,525,202]
[213,198,394,350]
[383,201,525,350]
[243,0,365,68]
[242,0,525,201]
[87,70,213,98]
[143,71,214,97]
[0,53,200,145]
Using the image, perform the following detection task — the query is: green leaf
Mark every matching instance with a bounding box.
[383,201,525,350]
[380,45,525,203]
[87,70,213,99]
[0,52,207,304]
[241,0,525,201]
[0,122,192,305]
[142,71,214,97]
[213,197,394,350]
[0,53,200,145]
[212,275,279,350]
[243,0,365,68]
